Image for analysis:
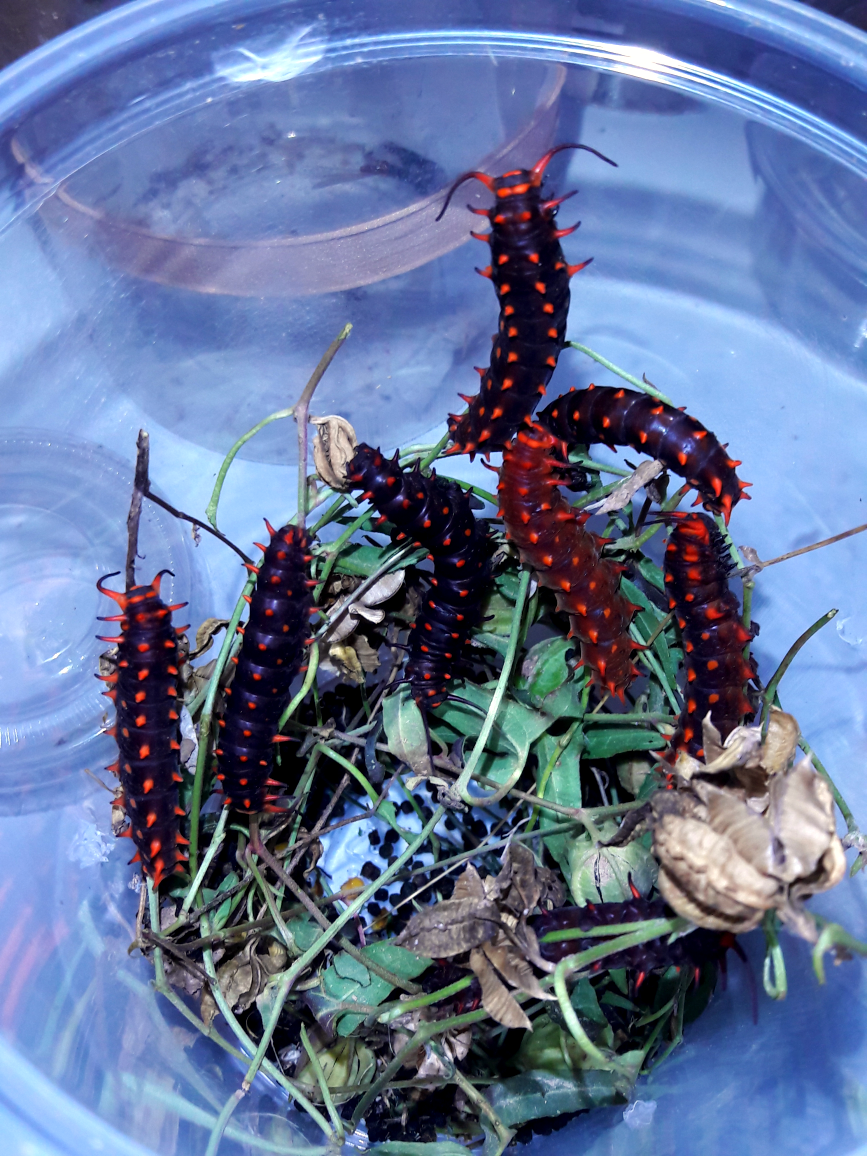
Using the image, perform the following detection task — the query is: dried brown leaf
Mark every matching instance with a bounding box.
[769,760,840,883]
[191,617,230,660]
[312,415,358,490]
[760,710,801,776]
[586,459,664,516]
[451,863,487,902]
[481,933,553,1001]
[395,894,499,957]
[469,948,532,1030]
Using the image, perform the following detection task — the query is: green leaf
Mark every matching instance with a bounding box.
[211,871,240,932]
[517,636,572,702]
[635,555,665,592]
[566,820,658,903]
[570,978,609,1026]
[285,917,322,955]
[383,686,430,776]
[583,726,666,759]
[322,941,428,1035]
[621,577,680,689]
[332,543,390,577]
[434,681,552,787]
[533,732,582,874]
[487,1068,630,1128]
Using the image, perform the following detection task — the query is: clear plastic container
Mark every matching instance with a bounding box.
[2,0,867,1152]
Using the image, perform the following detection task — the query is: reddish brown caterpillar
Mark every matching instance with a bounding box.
[437,143,615,456]
[539,384,750,524]
[346,444,489,707]
[498,421,641,698]
[97,572,188,886]
[663,513,755,758]
[215,522,315,813]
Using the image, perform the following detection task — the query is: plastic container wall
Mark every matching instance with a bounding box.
[1,0,867,1153]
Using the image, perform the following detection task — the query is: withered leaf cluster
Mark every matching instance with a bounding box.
[652,711,845,940]
[311,414,357,491]
[396,844,563,1029]
[321,570,405,683]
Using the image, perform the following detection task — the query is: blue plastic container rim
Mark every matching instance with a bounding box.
[1,0,867,1153]
[2,0,867,134]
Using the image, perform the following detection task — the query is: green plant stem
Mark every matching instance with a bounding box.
[204,1089,246,1156]
[205,325,350,530]
[189,573,256,877]
[813,920,867,984]
[373,976,474,1026]
[300,1026,344,1143]
[762,912,787,1000]
[240,806,445,1095]
[568,343,674,405]
[419,430,451,469]
[453,568,531,804]
[181,807,229,917]
[760,609,838,729]
[451,1069,513,1154]
[296,325,352,529]
[198,912,334,1136]
[540,917,681,945]
[314,508,377,598]
[550,918,690,1068]
[278,642,320,729]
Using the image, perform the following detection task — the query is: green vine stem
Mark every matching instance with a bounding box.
[813,920,867,984]
[206,325,350,530]
[453,568,531,804]
[568,342,675,406]
[760,609,838,730]
[451,1068,514,1155]
[204,1089,246,1156]
[239,806,446,1095]
[300,1025,344,1142]
[189,572,257,877]
[762,912,787,1000]
[551,918,690,1067]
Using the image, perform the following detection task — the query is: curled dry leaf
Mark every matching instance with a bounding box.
[652,713,846,939]
[395,894,501,957]
[190,617,230,660]
[324,570,405,644]
[311,414,358,490]
[470,947,532,1030]
[584,459,664,516]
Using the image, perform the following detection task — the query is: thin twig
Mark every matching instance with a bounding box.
[740,521,867,578]
[205,325,351,530]
[145,488,253,564]
[126,429,149,588]
[296,324,352,530]
[204,1089,247,1156]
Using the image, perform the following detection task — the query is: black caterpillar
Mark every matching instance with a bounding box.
[539,385,750,524]
[438,143,615,456]
[662,513,755,758]
[97,572,188,886]
[531,896,736,982]
[346,445,489,707]
[215,521,315,812]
